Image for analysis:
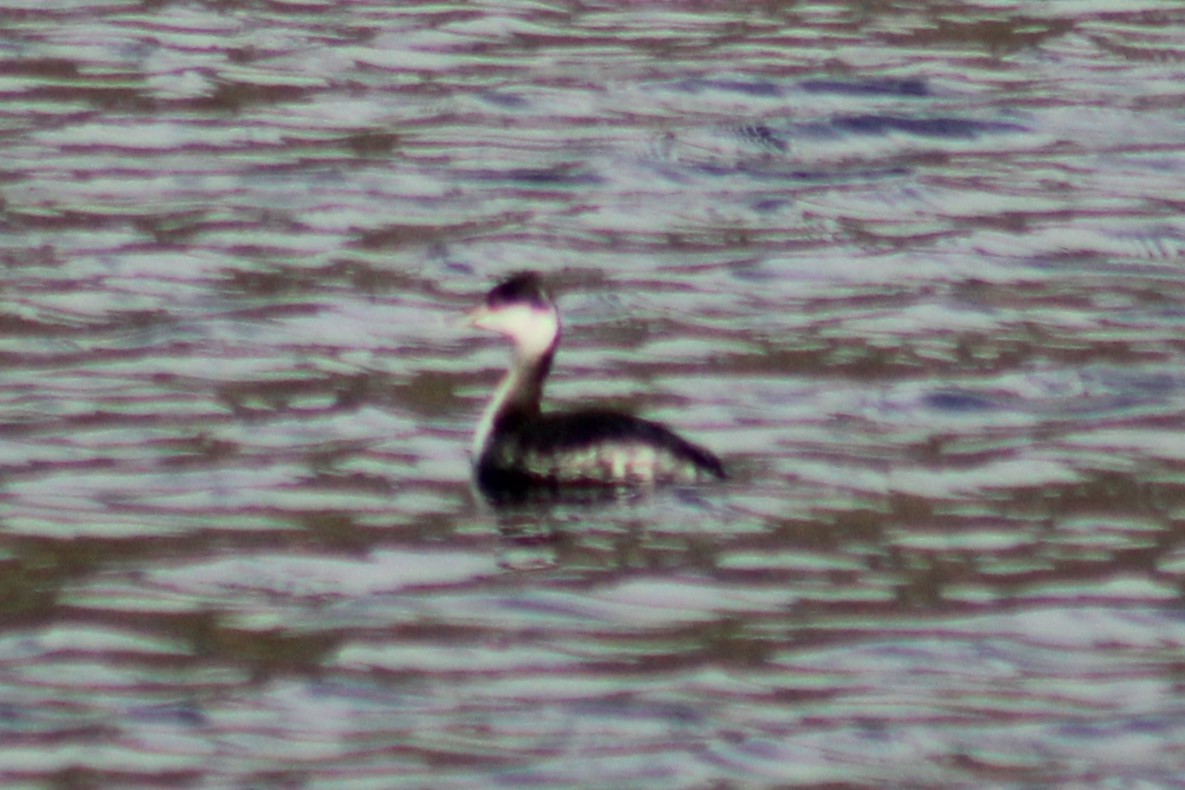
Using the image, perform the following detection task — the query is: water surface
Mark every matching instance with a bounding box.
[3,1,1185,786]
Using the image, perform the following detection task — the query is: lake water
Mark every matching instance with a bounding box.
[4,0,1185,786]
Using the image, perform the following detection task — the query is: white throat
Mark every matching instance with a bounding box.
[470,303,560,460]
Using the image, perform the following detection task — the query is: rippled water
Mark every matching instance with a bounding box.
[4,0,1185,786]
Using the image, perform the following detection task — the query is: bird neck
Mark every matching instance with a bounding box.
[472,345,555,459]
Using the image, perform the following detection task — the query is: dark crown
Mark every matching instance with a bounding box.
[485,271,552,310]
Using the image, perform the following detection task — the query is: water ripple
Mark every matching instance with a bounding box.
[3,0,1185,786]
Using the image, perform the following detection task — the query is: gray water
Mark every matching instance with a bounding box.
[4,1,1185,786]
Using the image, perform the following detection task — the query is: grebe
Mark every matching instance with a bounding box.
[467,272,725,500]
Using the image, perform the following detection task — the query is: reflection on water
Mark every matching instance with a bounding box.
[3,0,1185,785]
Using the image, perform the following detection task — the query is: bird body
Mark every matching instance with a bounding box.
[468,272,724,500]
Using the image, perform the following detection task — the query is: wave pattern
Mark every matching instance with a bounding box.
[3,0,1185,785]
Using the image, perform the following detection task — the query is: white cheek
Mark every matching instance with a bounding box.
[478,305,558,356]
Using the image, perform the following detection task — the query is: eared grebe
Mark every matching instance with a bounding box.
[468,272,725,500]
